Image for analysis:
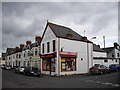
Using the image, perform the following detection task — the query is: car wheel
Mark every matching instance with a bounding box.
[27,73,30,76]
[99,71,103,75]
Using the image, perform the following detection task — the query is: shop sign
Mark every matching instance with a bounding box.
[60,52,77,57]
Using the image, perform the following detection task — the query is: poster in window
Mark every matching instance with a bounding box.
[62,62,66,70]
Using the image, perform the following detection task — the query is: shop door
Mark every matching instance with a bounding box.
[49,58,51,75]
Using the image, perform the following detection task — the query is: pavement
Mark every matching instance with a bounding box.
[2,68,120,88]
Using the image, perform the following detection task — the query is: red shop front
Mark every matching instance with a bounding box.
[40,53,56,75]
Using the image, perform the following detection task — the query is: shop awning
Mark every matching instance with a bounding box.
[40,53,56,58]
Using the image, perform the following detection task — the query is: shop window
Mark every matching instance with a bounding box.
[42,58,55,72]
[61,58,76,71]
[53,40,56,52]
[42,43,44,54]
[47,42,50,53]
[104,59,108,63]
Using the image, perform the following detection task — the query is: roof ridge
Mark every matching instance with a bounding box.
[48,22,71,30]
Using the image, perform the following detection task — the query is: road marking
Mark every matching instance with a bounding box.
[85,80,120,87]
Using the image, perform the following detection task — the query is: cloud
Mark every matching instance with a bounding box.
[2,2,118,52]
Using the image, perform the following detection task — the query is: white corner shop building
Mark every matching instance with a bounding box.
[40,22,120,76]
[40,22,93,76]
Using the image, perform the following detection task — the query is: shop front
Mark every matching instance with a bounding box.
[41,52,77,76]
[41,53,56,75]
[59,52,77,75]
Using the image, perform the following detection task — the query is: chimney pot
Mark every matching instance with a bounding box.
[35,36,42,42]
[20,44,25,49]
[26,41,32,45]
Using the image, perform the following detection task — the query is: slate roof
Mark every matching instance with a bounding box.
[102,47,114,53]
[6,48,16,55]
[2,53,6,57]
[93,44,106,52]
[43,22,92,43]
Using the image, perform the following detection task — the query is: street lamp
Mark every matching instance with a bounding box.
[91,37,96,41]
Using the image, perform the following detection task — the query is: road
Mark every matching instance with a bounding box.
[2,69,120,88]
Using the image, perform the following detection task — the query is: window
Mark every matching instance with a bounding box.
[81,58,83,61]
[53,40,56,52]
[42,58,55,72]
[117,53,119,57]
[61,58,76,71]
[24,53,25,57]
[28,51,30,56]
[112,54,114,57]
[42,44,44,54]
[35,49,38,56]
[47,42,50,53]
[116,59,117,62]
[19,54,21,59]
[104,59,108,63]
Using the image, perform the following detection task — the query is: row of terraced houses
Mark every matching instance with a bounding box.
[1,22,120,76]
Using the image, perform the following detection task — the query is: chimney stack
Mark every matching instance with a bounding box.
[20,44,25,49]
[35,36,42,42]
[114,42,119,49]
[26,41,32,46]
[15,47,19,51]
[97,44,100,48]
[83,36,87,40]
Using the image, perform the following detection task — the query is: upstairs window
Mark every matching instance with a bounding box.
[35,49,38,56]
[104,59,108,63]
[112,54,114,58]
[53,40,56,52]
[19,54,21,59]
[47,42,50,53]
[42,43,44,54]
[117,53,119,57]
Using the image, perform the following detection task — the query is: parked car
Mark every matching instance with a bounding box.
[24,67,41,77]
[109,64,120,72]
[15,66,25,74]
[1,64,6,69]
[90,65,111,75]
[5,65,12,70]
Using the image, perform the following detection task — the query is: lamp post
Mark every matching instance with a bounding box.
[91,37,96,67]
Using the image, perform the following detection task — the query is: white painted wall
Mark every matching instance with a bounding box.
[41,26,59,75]
[60,38,93,75]
[93,59,119,67]
[93,51,107,57]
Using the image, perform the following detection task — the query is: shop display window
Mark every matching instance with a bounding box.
[61,58,76,71]
[42,58,55,72]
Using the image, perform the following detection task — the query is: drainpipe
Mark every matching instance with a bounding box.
[58,38,60,76]
[87,42,89,73]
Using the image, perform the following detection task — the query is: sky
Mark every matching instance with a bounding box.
[1,1,118,54]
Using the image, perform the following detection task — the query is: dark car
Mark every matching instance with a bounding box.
[15,66,25,74]
[24,67,41,77]
[90,65,111,75]
[109,64,120,72]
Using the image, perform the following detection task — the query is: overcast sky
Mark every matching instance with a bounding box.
[2,2,118,53]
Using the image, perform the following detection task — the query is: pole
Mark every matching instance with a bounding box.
[103,36,105,49]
